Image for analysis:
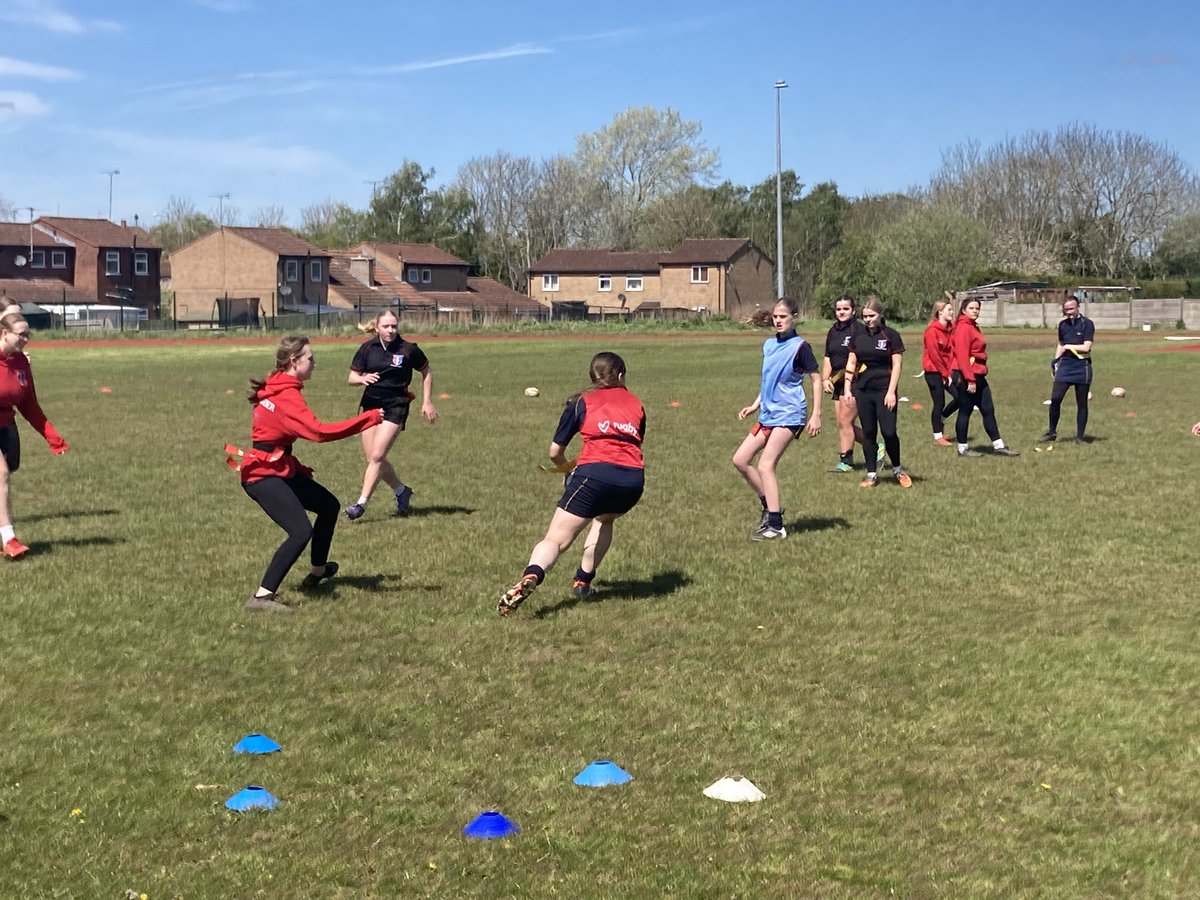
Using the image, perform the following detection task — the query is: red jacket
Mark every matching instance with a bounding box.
[952,317,988,383]
[239,372,381,483]
[922,321,954,378]
[0,350,67,452]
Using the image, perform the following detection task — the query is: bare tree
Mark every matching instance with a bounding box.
[0,193,14,222]
[249,205,287,228]
[298,199,365,248]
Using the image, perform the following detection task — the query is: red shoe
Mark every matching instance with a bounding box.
[933,436,953,446]
[3,537,29,559]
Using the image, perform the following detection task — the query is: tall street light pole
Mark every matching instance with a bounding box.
[774,80,788,299]
[100,169,120,221]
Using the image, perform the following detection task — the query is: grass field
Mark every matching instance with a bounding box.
[1,328,1198,898]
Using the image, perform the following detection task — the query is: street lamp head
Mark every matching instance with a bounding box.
[774,80,788,90]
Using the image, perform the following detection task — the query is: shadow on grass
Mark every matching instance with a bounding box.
[403,505,477,518]
[26,535,127,555]
[22,507,121,524]
[786,515,851,533]
[533,569,691,619]
[303,574,441,595]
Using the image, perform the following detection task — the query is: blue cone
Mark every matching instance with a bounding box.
[463,810,519,839]
[233,733,282,754]
[574,760,632,787]
[225,785,279,811]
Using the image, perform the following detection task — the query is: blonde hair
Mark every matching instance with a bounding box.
[357,310,398,335]
[1,312,27,333]
[930,299,953,321]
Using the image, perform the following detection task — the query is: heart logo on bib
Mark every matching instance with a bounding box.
[597,420,610,433]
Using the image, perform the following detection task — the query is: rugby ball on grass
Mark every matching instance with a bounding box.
[524,387,540,397]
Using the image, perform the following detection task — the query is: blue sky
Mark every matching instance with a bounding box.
[2,0,1197,229]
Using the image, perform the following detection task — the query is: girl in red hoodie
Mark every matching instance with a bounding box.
[239,335,382,612]
[951,299,1018,458]
[921,299,960,446]
[0,313,69,560]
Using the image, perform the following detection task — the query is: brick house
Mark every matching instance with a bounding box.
[527,238,773,317]
[0,217,161,313]
[169,227,332,322]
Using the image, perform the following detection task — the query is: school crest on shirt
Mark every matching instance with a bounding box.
[16,371,26,387]
[841,336,851,348]
[875,338,889,351]
[391,353,405,367]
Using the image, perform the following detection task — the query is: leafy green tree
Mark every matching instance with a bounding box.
[298,200,366,249]
[149,196,217,252]
[365,161,436,243]
[815,232,876,314]
[782,181,849,308]
[1150,211,1200,276]
[869,204,990,320]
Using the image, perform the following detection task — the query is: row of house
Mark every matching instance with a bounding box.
[1,216,778,324]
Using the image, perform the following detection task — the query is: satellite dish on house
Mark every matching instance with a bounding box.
[279,286,292,296]
[14,255,26,267]
[618,293,627,307]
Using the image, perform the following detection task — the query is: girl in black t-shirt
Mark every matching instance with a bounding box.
[343,311,437,520]
[842,296,912,489]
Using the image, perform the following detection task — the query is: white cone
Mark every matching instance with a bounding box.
[702,776,765,802]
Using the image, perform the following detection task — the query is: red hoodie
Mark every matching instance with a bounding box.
[0,350,67,452]
[238,372,381,483]
[922,321,954,378]
[952,317,988,384]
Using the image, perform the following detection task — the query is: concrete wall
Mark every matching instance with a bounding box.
[978,298,1200,330]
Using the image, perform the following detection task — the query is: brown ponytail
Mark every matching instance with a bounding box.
[248,334,310,402]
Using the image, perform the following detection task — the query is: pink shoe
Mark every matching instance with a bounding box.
[3,537,29,559]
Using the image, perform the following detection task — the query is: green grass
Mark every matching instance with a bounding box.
[2,330,1199,897]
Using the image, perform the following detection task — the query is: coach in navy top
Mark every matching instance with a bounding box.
[1039,295,1095,444]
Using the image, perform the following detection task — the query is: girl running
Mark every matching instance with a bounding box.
[822,293,867,472]
[951,298,1019,458]
[239,335,382,612]
[922,299,960,446]
[344,311,437,520]
[0,312,69,560]
[733,297,823,539]
[843,296,910,488]
[499,352,645,617]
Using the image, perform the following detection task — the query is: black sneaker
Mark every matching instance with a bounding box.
[1036,431,1057,443]
[394,486,414,516]
[245,592,294,613]
[993,447,1020,457]
[958,448,983,458]
[749,524,787,541]
[301,562,339,589]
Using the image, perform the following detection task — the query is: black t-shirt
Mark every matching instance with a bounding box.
[824,319,857,372]
[850,324,904,393]
[350,336,429,407]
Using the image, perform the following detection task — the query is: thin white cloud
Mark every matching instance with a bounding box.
[555,28,643,45]
[356,43,552,75]
[0,55,81,81]
[0,0,121,34]
[79,127,334,175]
[0,91,50,120]
[133,78,327,113]
[193,0,253,10]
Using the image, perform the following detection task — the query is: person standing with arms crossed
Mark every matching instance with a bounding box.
[843,296,911,488]
[1038,295,1094,444]
[343,311,437,521]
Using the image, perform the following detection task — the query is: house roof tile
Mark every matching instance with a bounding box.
[528,248,663,274]
[657,238,759,265]
[0,277,87,305]
[0,223,60,248]
[36,216,161,250]
[353,242,469,267]
[223,227,327,257]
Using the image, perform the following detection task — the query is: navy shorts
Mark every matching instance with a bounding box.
[557,471,644,518]
[362,396,411,428]
[751,421,804,439]
[0,425,19,473]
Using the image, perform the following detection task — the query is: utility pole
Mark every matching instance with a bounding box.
[773,80,788,299]
[100,169,119,221]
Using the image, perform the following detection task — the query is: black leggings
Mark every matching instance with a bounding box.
[852,388,900,472]
[955,374,1001,445]
[923,372,960,434]
[1048,382,1089,438]
[243,475,340,592]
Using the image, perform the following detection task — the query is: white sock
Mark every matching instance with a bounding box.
[993,439,1005,450]
[933,432,943,440]
[957,443,968,453]
[356,496,369,507]
[0,525,14,543]
[893,466,903,476]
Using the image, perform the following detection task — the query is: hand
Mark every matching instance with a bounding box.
[1192,422,1200,436]
[370,408,384,424]
[362,372,380,385]
[738,406,755,421]
[49,437,69,455]
[806,416,821,438]
[884,391,896,411]
[422,402,438,423]
[822,380,833,395]
[967,382,976,395]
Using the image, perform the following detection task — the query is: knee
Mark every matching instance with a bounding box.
[288,521,314,546]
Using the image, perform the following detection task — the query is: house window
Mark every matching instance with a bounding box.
[407,267,420,284]
[310,260,322,282]
[134,252,149,276]
[285,260,298,282]
[105,251,121,276]
[30,250,46,268]
[51,250,67,269]
[421,268,431,284]
[691,265,709,284]
[542,274,559,292]
[625,274,643,292]
[598,275,612,292]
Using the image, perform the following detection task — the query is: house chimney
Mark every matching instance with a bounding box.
[120,219,127,227]
[348,255,374,287]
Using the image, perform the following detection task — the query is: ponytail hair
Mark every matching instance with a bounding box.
[357,310,398,335]
[930,299,953,322]
[862,294,886,327]
[1,311,26,333]
[248,334,310,402]
[567,351,627,404]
